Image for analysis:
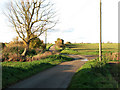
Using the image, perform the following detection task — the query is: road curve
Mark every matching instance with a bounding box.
[49,44,56,52]
[8,59,86,88]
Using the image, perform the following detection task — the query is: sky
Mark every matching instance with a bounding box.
[0,0,119,43]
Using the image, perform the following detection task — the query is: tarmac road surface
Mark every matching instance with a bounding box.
[8,59,86,88]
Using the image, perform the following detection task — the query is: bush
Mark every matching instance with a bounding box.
[26,49,37,57]
[34,48,42,54]
[54,38,65,51]
[40,43,46,50]
[65,42,71,44]
[29,38,43,49]
[55,38,64,45]
[7,41,25,47]
[2,45,24,61]
[2,53,9,61]
[29,34,45,50]
[2,43,6,48]
[32,51,53,60]
[3,45,24,54]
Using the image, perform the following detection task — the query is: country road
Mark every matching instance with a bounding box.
[49,44,56,52]
[7,57,87,88]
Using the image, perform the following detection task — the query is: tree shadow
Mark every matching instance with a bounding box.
[2,63,55,88]
[3,63,76,89]
[3,61,120,89]
[2,60,77,89]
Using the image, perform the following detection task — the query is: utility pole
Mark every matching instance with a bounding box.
[99,0,102,61]
[45,30,47,49]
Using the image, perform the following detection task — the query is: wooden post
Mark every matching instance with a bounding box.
[99,0,102,61]
[45,31,47,49]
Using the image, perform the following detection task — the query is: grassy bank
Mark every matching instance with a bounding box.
[68,58,119,88]
[61,43,118,55]
[108,62,120,87]
[46,44,53,50]
[2,55,73,88]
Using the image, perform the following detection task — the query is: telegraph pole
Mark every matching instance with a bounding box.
[45,30,47,49]
[99,0,102,61]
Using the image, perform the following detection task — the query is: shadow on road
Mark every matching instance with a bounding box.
[3,58,86,89]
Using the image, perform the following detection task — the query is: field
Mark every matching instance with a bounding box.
[61,43,118,55]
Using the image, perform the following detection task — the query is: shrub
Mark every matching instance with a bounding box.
[26,49,37,57]
[29,38,43,49]
[34,48,42,54]
[7,41,25,48]
[2,43,6,48]
[29,34,45,50]
[40,43,46,50]
[2,53,9,62]
[4,45,24,54]
[55,38,64,45]
[65,42,71,44]
[8,53,21,62]
[32,51,53,60]
[54,38,65,51]
[2,45,24,61]
[105,52,119,61]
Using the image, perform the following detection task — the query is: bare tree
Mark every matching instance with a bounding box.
[5,0,57,56]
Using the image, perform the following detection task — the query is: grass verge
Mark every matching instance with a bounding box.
[107,62,120,88]
[2,55,73,88]
[61,48,79,55]
[68,58,119,88]
[46,44,53,50]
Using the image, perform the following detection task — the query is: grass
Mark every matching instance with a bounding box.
[46,44,53,50]
[2,54,73,88]
[61,43,118,55]
[61,48,79,55]
[107,63,120,88]
[68,58,119,88]
[2,43,118,88]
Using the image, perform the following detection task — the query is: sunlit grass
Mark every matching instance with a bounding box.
[46,43,53,50]
[62,43,118,55]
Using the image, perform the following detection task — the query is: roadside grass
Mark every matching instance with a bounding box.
[61,48,79,55]
[107,63,120,88]
[2,55,73,88]
[68,58,119,88]
[61,43,118,55]
[46,44,53,50]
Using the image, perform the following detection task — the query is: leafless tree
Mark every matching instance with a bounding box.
[5,0,58,56]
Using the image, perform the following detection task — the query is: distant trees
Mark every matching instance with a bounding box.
[55,38,65,51]
[5,0,57,56]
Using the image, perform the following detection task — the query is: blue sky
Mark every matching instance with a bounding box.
[0,0,119,43]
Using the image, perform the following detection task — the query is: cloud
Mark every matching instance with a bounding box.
[63,28,74,33]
